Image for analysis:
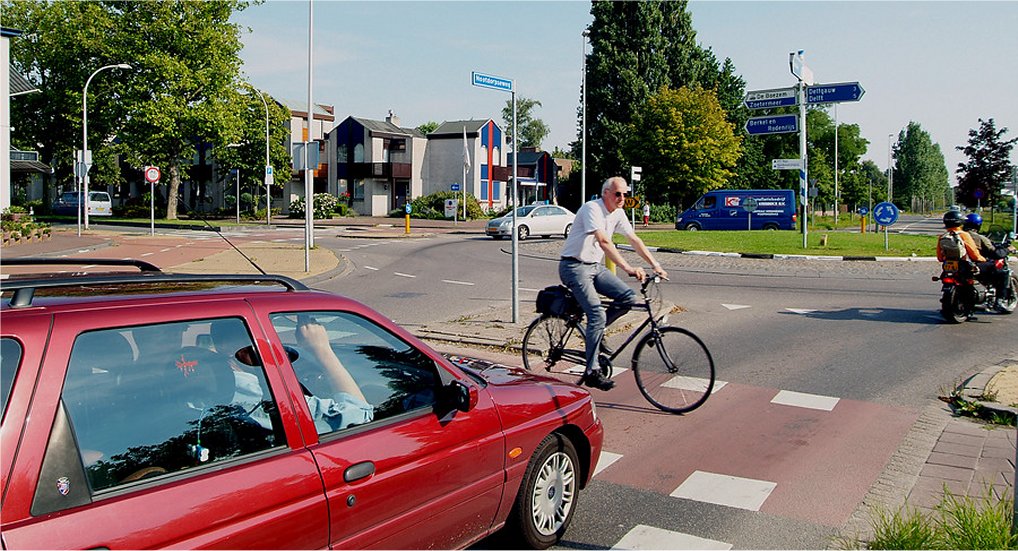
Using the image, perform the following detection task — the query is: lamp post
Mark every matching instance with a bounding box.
[581,29,589,205]
[82,63,131,230]
[249,87,272,226]
[887,133,894,204]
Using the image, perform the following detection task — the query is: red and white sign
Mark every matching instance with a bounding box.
[144,166,161,183]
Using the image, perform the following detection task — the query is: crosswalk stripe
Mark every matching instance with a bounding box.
[594,451,623,477]
[393,272,416,278]
[771,389,840,411]
[670,471,777,512]
[613,525,731,550]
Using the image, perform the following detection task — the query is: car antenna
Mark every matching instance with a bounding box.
[176,200,268,276]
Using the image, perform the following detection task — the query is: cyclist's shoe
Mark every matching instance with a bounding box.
[580,371,615,391]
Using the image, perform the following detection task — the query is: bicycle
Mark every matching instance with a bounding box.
[521,275,715,414]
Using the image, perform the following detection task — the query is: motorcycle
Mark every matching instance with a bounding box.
[934,232,1018,323]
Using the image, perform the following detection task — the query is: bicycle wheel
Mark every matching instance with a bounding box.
[632,326,715,414]
[521,315,587,375]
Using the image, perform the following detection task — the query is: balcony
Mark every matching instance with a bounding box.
[344,162,412,180]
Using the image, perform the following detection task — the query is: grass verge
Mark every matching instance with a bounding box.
[633,230,936,257]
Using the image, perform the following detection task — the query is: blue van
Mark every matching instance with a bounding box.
[675,189,796,231]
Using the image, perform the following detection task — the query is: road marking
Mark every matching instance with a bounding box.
[77,249,90,253]
[442,279,475,286]
[363,266,379,271]
[520,287,541,293]
[722,303,752,310]
[785,308,817,315]
[671,471,777,512]
[613,525,731,550]
[160,248,173,252]
[80,264,97,269]
[393,272,416,278]
[662,376,727,394]
[771,389,840,411]
[594,451,623,477]
[0,274,9,280]
[564,365,629,378]
[140,252,154,257]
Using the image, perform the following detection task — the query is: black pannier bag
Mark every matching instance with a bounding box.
[536,285,580,317]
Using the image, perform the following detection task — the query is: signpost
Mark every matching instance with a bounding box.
[743,196,758,230]
[472,70,521,323]
[772,159,802,170]
[744,86,798,110]
[745,115,798,135]
[144,166,161,236]
[806,82,865,104]
[873,201,900,250]
[630,166,641,226]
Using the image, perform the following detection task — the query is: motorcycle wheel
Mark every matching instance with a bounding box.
[996,273,1018,314]
[941,287,971,323]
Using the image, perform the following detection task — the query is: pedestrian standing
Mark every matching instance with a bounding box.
[642,202,650,227]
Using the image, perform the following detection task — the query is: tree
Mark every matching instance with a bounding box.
[893,122,950,212]
[956,118,1016,209]
[5,0,255,220]
[415,121,439,135]
[502,96,549,149]
[625,86,741,208]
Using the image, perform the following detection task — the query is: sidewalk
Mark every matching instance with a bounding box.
[4,223,1017,544]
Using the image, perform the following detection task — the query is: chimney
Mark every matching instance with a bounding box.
[386,109,401,127]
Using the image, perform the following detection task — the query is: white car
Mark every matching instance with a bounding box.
[486,205,575,240]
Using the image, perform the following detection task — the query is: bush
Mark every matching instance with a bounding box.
[404,191,486,220]
[289,193,339,219]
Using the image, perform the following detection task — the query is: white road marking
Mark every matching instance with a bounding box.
[671,471,777,512]
[160,248,173,252]
[771,390,839,411]
[613,525,731,550]
[363,266,379,271]
[140,252,154,257]
[393,272,416,278]
[786,308,817,315]
[520,287,542,293]
[722,303,751,310]
[662,376,727,394]
[80,265,97,269]
[442,279,475,286]
[593,451,623,477]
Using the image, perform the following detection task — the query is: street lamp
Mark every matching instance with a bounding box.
[81,63,131,231]
[226,143,242,224]
[581,29,589,205]
[887,133,894,204]
[244,84,273,226]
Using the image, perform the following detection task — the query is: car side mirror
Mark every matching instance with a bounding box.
[439,380,477,413]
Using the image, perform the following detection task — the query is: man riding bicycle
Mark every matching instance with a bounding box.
[559,176,668,391]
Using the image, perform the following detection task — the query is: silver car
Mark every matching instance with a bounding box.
[486,205,575,240]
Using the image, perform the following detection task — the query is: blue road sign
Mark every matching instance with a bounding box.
[471,71,513,93]
[806,82,865,104]
[405,203,412,214]
[450,184,461,191]
[873,201,899,226]
[745,114,798,135]
[858,206,869,216]
[744,87,798,110]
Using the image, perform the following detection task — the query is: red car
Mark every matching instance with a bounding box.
[1,259,602,549]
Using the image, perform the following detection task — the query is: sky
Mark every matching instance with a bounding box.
[232,1,1018,186]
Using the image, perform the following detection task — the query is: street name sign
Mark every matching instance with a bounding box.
[471,71,513,93]
[745,114,798,135]
[806,82,865,104]
[744,87,797,110]
[772,158,802,170]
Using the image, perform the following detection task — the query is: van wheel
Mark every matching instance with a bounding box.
[763,223,779,231]
[684,223,701,231]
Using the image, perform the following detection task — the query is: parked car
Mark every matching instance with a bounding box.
[675,189,797,231]
[487,204,575,240]
[1,258,603,550]
[50,191,113,217]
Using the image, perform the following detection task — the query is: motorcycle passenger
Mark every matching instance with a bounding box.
[962,212,1014,304]
[937,210,984,263]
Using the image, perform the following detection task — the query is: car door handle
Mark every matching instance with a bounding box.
[344,461,375,483]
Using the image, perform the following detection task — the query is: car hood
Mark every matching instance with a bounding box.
[444,354,591,412]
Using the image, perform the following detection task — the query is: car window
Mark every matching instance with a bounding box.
[269,311,440,436]
[89,192,110,201]
[516,206,536,217]
[60,318,286,493]
[1,338,22,419]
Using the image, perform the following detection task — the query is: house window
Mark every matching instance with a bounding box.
[353,179,365,201]
[353,143,365,163]
[337,144,348,164]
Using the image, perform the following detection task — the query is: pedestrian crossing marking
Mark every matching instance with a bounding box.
[722,304,751,310]
[771,389,839,411]
[593,451,623,477]
[662,376,727,394]
[671,471,777,511]
[612,524,731,550]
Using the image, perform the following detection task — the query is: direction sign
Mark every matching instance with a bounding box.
[405,203,412,214]
[624,196,641,209]
[450,183,461,192]
[806,82,865,105]
[744,87,798,110]
[873,201,900,226]
[471,71,513,93]
[745,114,798,135]
[772,158,802,170]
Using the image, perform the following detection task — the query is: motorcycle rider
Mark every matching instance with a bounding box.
[937,210,984,263]
[962,212,1015,306]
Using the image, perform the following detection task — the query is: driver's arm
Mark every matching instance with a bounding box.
[296,321,368,403]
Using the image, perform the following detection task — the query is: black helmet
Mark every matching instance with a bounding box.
[943,210,965,228]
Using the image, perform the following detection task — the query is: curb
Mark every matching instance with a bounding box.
[954,358,1018,417]
[618,243,938,262]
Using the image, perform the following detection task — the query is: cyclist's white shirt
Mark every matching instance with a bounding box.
[560,198,635,264]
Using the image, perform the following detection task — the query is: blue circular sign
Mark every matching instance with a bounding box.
[858,206,869,216]
[873,201,899,226]
[405,203,412,214]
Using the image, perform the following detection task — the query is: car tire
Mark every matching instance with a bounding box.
[518,225,530,240]
[507,433,579,549]
[684,222,701,231]
[563,224,572,238]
